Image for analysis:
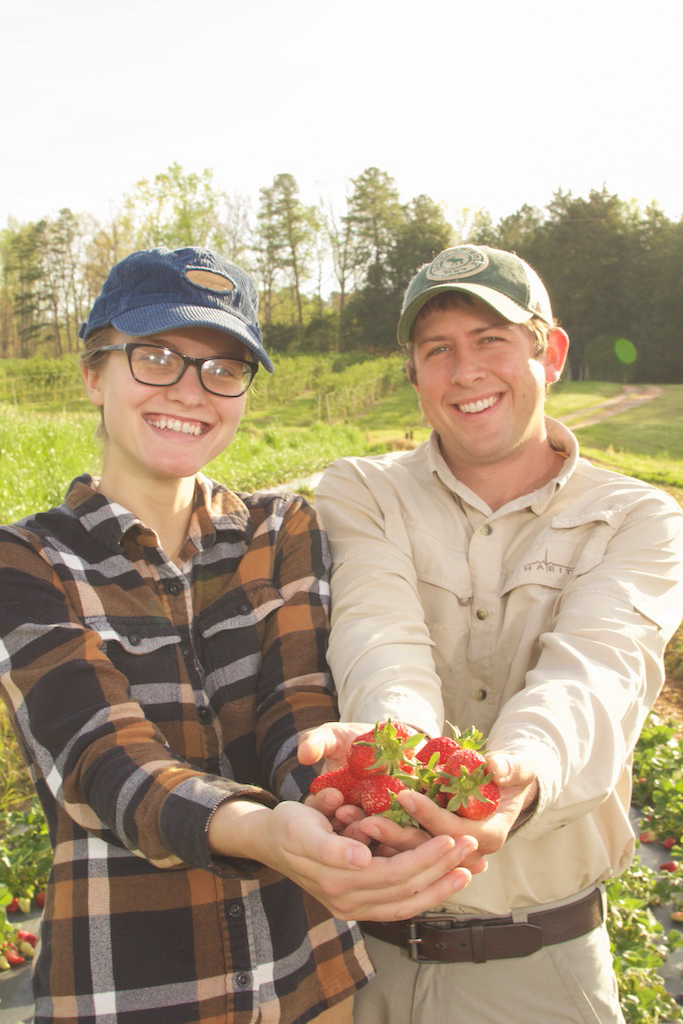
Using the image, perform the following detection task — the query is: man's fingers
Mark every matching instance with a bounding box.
[487,753,536,789]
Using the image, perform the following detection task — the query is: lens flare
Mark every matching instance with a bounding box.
[614,338,637,365]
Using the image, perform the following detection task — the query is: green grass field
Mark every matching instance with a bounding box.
[1,376,682,524]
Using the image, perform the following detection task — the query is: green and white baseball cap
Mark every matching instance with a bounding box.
[398,244,553,344]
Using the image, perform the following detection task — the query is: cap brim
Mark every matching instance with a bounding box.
[112,304,274,373]
[398,283,535,344]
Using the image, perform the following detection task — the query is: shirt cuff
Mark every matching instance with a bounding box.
[159,776,277,874]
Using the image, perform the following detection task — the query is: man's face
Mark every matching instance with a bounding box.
[409,297,568,483]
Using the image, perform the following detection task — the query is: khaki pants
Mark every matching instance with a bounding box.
[354,910,624,1024]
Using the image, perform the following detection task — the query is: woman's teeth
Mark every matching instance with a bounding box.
[148,417,204,436]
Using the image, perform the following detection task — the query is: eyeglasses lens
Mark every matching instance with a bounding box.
[129,346,253,396]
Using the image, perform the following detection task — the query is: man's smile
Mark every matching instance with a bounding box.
[455,394,501,415]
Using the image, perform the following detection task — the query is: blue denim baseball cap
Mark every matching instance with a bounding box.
[80,246,273,373]
[398,244,554,345]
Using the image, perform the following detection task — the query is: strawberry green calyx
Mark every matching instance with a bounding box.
[380,793,421,828]
[349,719,425,776]
[442,770,496,813]
[455,725,487,751]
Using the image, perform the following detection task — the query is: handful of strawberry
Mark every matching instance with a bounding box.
[310,719,500,824]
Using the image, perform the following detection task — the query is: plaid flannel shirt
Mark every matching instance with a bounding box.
[0,475,372,1024]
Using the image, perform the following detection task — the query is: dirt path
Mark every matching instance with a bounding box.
[557,384,663,430]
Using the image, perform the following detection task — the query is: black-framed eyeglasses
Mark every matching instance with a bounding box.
[91,342,259,397]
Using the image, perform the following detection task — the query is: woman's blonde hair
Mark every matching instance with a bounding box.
[80,325,117,369]
[80,326,118,440]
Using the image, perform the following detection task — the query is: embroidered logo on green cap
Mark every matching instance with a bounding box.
[426,246,489,281]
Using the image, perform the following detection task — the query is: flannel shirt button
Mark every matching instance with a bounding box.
[228,902,243,917]
[128,632,141,646]
[181,646,192,659]
[197,705,209,719]
[235,972,251,988]
[166,580,182,595]
[238,602,250,615]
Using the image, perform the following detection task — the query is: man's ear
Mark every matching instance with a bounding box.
[543,327,569,384]
[82,363,105,407]
[405,359,418,387]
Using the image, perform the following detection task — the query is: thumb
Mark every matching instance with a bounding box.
[487,753,536,790]
[298,725,329,765]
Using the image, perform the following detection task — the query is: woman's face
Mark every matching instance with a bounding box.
[82,326,251,491]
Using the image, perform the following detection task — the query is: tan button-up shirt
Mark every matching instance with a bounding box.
[316,421,683,915]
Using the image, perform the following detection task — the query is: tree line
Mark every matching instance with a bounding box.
[2,163,683,382]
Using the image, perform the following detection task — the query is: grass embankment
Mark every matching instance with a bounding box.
[573,386,683,499]
[1,373,682,525]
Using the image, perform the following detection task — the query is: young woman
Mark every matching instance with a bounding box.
[0,247,475,1024]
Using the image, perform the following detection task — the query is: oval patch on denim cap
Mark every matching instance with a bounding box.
[185,268,235,293]
[426,246,490,281]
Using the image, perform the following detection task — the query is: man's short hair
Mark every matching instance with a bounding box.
[405,292,554,366]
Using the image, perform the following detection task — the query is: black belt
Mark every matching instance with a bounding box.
[359,887,603,963]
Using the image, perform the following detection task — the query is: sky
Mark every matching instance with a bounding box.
[1,0,682,233]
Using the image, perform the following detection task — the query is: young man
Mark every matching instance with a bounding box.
[306,245,683,1023]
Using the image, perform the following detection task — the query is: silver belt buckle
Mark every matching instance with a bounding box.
[406,915,459,963]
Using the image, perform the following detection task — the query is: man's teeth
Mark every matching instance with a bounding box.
[148,417,203,435]
[457,396,498,414]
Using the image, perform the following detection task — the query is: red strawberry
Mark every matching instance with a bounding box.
[639,830,658,843]
[34,891,46,909]
[437,748,500,820]
[416,736,462,768]
[434,747,487,798]
[347,719,424,777]
[3,948,25,967]
[356,775,408,815]
[442,747,487,776]
[310,765,358,802]
[663,837,678,850]
[347,733,387,776]
[660,860,680,872]
[452,780,501,820]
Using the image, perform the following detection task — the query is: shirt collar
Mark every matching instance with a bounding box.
[426,417,580,516]
[64,474,254,553]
